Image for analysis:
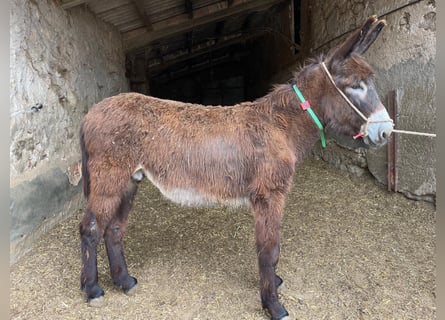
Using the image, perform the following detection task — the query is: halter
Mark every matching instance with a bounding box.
[320,62,394,139]
[292,84,327,148]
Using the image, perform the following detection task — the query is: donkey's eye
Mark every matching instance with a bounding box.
[350,82,365,90]
[345,81,368,99]
[346,81,367,95]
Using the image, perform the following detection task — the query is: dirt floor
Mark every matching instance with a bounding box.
[10,159,436,320]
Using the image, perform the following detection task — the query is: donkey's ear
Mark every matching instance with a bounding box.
[326,16,385,64]
[351,17,386,55]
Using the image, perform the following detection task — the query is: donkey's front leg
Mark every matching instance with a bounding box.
[252,194,289,320]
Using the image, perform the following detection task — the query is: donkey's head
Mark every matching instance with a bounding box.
[321,16,393,146]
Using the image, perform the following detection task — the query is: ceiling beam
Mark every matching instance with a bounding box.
[131,0,153,31]
[147,29,265,75]
[123,0,286,53]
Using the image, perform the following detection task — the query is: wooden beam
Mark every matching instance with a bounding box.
[131,0,153,31]
[123,0,286,53]
[147,30,264,74]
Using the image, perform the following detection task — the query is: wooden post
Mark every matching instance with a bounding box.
[387,90,398,192]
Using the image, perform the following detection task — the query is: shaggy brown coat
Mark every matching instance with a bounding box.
[79,16,388,320]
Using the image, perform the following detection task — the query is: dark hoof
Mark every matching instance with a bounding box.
[84,285,104,301]
[270,309,289,320]
[265,303,289,320]
[85,286,105,307]
[124,277,138,296]
[275,275,283,288]
[123,276,138,295]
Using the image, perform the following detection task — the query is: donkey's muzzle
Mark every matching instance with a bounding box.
[363,106,393,146]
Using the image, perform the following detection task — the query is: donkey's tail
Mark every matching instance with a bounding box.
[79,125,90,199]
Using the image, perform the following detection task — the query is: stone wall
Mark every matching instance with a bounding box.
[10,0,129,264]
[303,0,436,201]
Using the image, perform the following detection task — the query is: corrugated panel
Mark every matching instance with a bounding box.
[97,5,134,21]
[116,19,145,33]
[61,0,286,56]
[87,0,132,14]
[96,4,140,31]
[61,0,86,9]
[145,0,187,23]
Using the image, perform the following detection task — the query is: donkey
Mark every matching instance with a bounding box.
[79,16,392,320]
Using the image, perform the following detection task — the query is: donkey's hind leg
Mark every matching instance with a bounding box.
[80,176,126,305]
[80,208,105,306]
[104,180,139,295]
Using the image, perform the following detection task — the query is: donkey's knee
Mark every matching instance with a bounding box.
[105,222,125,242]
[80,210,101,239]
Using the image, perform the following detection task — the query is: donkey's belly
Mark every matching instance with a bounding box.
[154,186,250,207]
[134,167,250,208]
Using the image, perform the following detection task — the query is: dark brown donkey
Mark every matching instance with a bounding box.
[79,16,392,320]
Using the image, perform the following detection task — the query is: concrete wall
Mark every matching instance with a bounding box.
[10,0,129,264]
[302,0,436,201]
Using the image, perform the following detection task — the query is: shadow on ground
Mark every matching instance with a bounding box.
[10,159,436,320]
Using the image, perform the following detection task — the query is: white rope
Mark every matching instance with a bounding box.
[320,62,436,138]
[392,129,436,137]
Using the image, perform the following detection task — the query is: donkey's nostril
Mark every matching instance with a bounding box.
[380,128,392,141]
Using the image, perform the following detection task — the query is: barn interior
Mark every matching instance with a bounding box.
[11,0,435,273]
[10,1,436,319]
[61,0,301,104]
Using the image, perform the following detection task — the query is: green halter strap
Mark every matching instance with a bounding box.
[292,84,326,148]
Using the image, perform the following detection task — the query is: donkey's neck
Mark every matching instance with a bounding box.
[254,63,328,161]
[293,62,327,113]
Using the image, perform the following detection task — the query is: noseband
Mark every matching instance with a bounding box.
[320,62,394,139]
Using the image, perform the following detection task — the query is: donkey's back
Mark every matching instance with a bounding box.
[81,92,293,207]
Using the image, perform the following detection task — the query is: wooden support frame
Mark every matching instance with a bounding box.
[387,90,398,192]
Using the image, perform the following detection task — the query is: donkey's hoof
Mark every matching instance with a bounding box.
[265,303,289,320]
[88,295,105,308]
[125,283,138,296]
[124,277,138,296]
[85,285,105,306]
[272,316,290,320]
[270,312,289,320]
[275,275,283,288]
